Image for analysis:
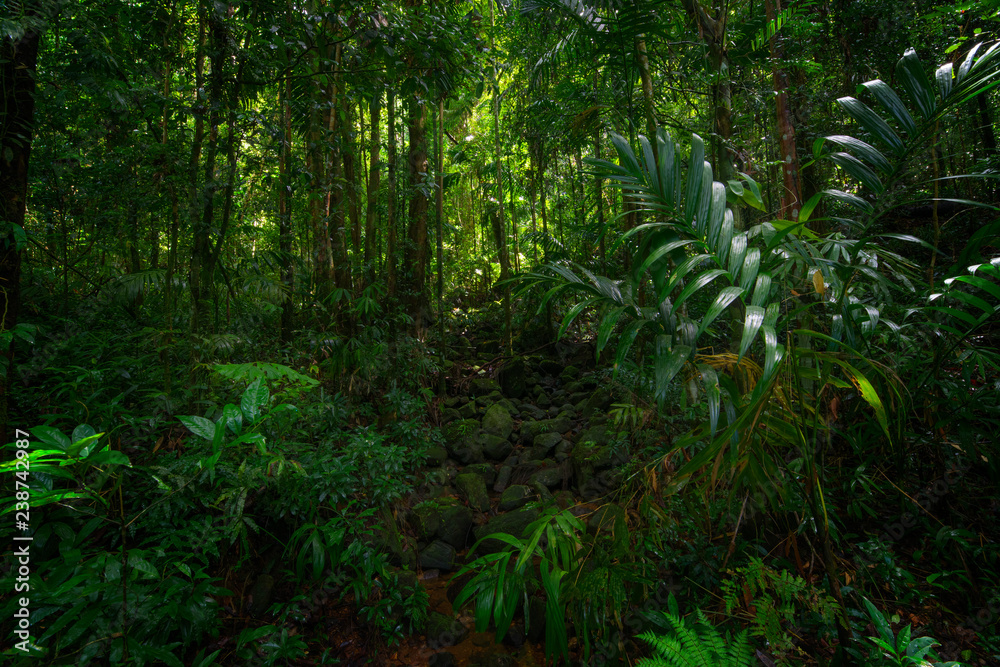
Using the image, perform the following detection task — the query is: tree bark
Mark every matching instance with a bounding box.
[766,0,803,222]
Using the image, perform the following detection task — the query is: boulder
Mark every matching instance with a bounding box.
[581,388,614,419]
[449,437,485,465]
[529,465,563,490]
[531,432,563,458]
[409,502,444,540]
[481,404,514,440]
[498,358,527,398]
[520,417,573,445]
[571,441,627,499]
[493,465,513,493]
[459,401,479,419]
[425,445,449,466]
[445,419,480,443]
[411,498,473,549]
[473,507,541,555]
[437,502,474,549]
[463,462,497,487]
[455,473,490,512]
[498,484,534,511]
[441,408,462,424]
[426,611,469,647]
[420,540,457,571]
[587,503,626,537]
[470,377,501,396]
[480,433,513,461]
[577,424,612,447]
[554,439,574,462]
[559,365,579,383]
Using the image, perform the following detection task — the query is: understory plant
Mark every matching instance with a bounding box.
[513,40,1000,656]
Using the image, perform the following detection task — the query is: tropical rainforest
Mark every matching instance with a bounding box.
[2,0,1000,665]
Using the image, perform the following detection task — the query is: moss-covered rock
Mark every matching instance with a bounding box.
[472,507,541,555]
[498,484,534,511]
[455,473,490,512]
[419,540,457,570]
[470,377,501,396]
[498,357,527,398]
[520,417,573,445]
[481,404,514,440]
[462,462,497,487]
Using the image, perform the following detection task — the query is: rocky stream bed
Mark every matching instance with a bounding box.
[341,348,665,666]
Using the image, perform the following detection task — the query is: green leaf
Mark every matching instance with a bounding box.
[895,48,936,120]
[178,415,217,442]
[241,378,270,424]
[836,97,905,155]
[558,298,599,340]
[698,286,746,339]
[31,426,71,450]
[699,364,721,438]
[656,128,677,210]
[685,135,706,226]
[936,62,954,100]
[829,152,885,193]
[222,404,243,436]
[739,306,765,361]
[824,135,893,174]
[71,424,97,444]
[860,79,917,135]
[674,269,728,317]
[655,342,691,402]
[596,306,628,358]
[798,192,823,223]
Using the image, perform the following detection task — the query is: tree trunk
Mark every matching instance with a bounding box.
[0,8,41,444]
[342,94,360,288]
[435,99,446,393]
[404,96,429,325]
[490,0,512,354]
[634,37,657,140]
[365,90,382,286]
[279,70,294,342]
[386,89,398,298]
[766,0,803,222]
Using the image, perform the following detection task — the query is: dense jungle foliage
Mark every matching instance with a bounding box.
[2,0,1000,665]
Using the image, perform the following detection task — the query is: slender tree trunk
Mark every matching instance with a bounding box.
[342,94,360,288]
[404,97,429,325]
[436,99,446,393]
[187,2,207,340]
[766,0,802,222]
[365,90,382,286]
[634,37,657,140]
[595,129,606,270]
[386,89,398,298]
[0,6,41,444]
[490,0,511,354]
[279,69,294,342]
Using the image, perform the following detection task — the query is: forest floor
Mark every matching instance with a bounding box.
[179,329,994,666]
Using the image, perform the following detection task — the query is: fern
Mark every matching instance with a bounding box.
[638,609,754,667]
[720,558,839,657]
